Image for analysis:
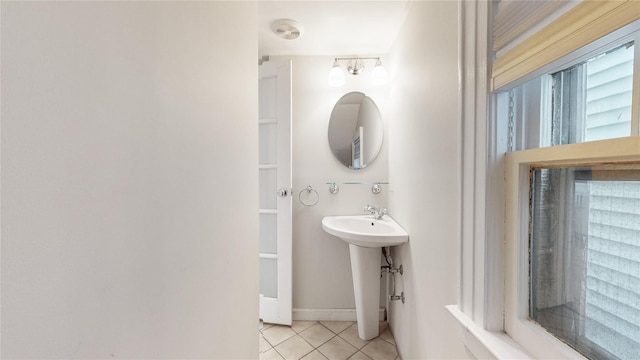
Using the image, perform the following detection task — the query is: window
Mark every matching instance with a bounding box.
[551,43,634,145]
[452,2,640,359]
[530,165,640,360]
[509,42,635,151]
[503,30,640,360]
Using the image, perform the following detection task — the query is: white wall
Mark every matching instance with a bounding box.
[285,56,391,313]
[387,2,469,359]
[1,2,258,358]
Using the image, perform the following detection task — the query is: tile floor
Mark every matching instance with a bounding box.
[260,320,400,360]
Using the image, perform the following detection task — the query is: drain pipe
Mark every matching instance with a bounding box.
[381,247,405,303]
[382,246,393,268]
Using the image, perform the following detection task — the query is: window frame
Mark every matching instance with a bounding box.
[452,3,640,360]
[506,24,640,137]
[498,22,640,360]
[504,138,640,360]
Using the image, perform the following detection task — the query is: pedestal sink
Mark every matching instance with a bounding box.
[322,214,409,340]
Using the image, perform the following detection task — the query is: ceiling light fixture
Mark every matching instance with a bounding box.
[329,57,387,87]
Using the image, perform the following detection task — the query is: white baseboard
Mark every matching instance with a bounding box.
[293,308,386,322]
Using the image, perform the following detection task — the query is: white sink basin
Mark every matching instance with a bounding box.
[322,215,409,248]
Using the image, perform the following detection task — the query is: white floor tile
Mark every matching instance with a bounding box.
[378,322,388,333]
[275,335,315,360]
[361,338,398,360]
[301,350,328,360]
[318,336,358,360]
[299,323,335,348]
[320,321,353,334]
[258,320,399,360]
[338,323,370,350]
[263,325,297,347]
[292,321,318,333]
[260,348,285,360]
[260,333,273,353]
[348,351,373,360]
[379,328,395,345]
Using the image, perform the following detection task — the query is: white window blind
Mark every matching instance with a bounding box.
[492,0,640,90]
[493,0,568,53]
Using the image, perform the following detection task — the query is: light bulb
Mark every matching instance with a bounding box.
[328,60,345,87]
[371,59,388,85]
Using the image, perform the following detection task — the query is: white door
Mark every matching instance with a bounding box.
[258,60,292,325]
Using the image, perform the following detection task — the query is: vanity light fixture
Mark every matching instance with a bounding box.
[328,57,387,87]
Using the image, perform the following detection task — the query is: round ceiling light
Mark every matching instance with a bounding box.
[271,19,303,40]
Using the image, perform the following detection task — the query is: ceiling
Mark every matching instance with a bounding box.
[258,1,411,57]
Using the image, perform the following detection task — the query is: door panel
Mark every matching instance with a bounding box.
[258,60,292,325]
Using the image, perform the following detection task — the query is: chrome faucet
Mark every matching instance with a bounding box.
[364,204,387,219]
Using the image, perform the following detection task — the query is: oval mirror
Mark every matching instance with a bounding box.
[328,92,383,169]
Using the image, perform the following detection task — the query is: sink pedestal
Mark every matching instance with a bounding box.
[321,215,409,341]
[348,244,381,340]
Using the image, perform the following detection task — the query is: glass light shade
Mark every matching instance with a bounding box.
[371,60,388,85]
[328,61,345,87]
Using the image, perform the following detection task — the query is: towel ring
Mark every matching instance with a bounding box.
[299,185,319,206]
